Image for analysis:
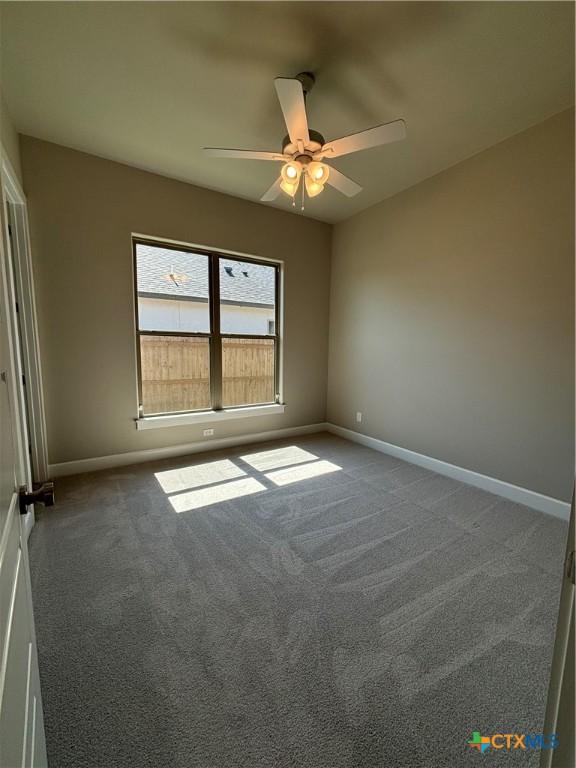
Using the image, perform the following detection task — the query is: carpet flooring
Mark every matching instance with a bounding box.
[29,433,568,768]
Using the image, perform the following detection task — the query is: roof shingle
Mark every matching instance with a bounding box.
[136,244,275,306]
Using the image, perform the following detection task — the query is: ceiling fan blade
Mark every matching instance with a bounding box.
[261,177,282,202]
[204,148,283,161]
[326,167,362,197]
[322,119,406,159]
[274,78,310,146]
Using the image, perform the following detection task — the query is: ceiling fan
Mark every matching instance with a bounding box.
[204,72,407,207]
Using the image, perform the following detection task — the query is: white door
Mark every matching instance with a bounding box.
[0,192,47,765]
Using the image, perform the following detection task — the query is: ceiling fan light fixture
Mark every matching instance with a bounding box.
[280,178,299,197]
[304,174,324,198]
[281,161,301,184]
[308,161,329,184]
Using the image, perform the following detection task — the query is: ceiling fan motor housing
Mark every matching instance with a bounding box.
[282,129,325,156]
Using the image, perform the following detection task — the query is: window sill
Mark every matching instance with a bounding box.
[135,403,286,430]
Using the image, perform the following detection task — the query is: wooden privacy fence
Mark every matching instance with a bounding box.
[140,335,275,414]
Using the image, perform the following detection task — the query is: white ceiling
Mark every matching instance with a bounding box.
[1,2,573,223]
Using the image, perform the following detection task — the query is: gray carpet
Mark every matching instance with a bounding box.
[29,433,568,768]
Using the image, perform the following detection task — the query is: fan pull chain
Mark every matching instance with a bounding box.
[301,177,305,211]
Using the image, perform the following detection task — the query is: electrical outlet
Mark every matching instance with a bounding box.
[356,412,362,423]
[203,428,214,437]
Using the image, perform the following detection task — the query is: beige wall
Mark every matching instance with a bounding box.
[328,109,574,501]
[1,95,22,183]
[19,110,575,497]
[20,136,331,465]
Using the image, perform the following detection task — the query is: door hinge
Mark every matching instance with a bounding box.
[15,301,19,314]
[22,373,26,387]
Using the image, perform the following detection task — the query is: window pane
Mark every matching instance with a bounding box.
[219,258,276,335]
[222,337,275,407]
[140,335,210,415]
[136,243,210,332]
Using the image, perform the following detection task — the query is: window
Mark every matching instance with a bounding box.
[134,239,280,416]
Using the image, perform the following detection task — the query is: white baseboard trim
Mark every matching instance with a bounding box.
[326,423,571,521]
[49,422,329,478]
[48,420,571,521]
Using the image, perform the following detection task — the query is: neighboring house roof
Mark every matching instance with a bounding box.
[136,244,275,307]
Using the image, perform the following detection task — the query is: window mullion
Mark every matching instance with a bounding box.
[209,254,222,410]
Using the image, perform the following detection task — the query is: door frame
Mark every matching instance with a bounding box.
[0,144,48,766]
[539,490,575,768]
[1,152,49,504]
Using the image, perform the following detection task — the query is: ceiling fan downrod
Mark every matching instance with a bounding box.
[295,71,315,99]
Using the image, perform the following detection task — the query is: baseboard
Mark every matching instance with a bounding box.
[49,422,329,478]
[326,423,571,521]
[48,420,571,521]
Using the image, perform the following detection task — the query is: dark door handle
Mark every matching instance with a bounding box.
[19,481,55,515]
